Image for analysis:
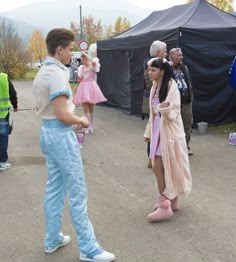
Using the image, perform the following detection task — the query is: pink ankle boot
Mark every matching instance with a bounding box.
[171,197,179,211]
[147,195,173,222]
[154,194,161,210]
[154,195,179,211]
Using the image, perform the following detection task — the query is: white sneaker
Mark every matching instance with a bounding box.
[80,250,115,261]
[0,162,11,171]
[85,128,94,134]
[45,235,71,254]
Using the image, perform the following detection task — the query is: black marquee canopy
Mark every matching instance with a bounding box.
[97,0,236,124]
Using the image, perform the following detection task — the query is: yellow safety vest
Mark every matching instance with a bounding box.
[0,73,11,118]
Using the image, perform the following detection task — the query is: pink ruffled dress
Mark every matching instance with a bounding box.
[73,63,107,105]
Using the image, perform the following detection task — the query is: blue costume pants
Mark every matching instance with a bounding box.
[40,119,99,255]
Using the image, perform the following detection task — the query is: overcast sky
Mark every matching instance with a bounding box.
[1,0,54,11]
[2,0,235,12]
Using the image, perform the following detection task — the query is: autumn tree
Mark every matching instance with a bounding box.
[28,29,47,65]
[0,20,30,78]
[104,24,114,39]
[83,15,103,44]
[187,0,234,12]
[70,22,80,50]
[70,16,103,46]
[70,15,131,43]
[114,16,131,35]
[103,17,131,39]
[70,21,80,39]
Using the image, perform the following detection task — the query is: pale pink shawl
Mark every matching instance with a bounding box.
[144,79,192,199]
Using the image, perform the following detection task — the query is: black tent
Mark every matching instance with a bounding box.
[97,0,236,124]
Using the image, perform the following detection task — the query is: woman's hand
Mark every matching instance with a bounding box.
[159,100,170,108]
[144,137,150,143]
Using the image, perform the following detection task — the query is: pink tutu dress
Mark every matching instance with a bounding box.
[73,61,107,105]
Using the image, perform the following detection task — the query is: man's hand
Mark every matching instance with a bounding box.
[79,116,89,128]
[13,107,18,112]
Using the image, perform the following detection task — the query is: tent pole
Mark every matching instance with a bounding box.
[177,27,182,47]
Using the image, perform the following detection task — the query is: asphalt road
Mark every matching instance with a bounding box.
[0,81,235,262]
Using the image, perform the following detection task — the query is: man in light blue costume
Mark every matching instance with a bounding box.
[33,28,115,262]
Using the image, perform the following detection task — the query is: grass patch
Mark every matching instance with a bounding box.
[24,69,39,80]
[70,83,78,90]
[208,122,236,135]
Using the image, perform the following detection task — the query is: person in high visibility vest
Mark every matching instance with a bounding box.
[0,72,18,171]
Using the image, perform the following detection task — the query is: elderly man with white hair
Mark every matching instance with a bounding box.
[149,40,167,59]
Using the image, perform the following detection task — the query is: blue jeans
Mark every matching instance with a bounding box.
[0,118,9,162]
[40,119,99,255]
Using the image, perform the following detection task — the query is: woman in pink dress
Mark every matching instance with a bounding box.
[73,52,106,133]
[144,58,192,222]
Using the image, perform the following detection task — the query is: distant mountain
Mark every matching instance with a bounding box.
[0,0,152,30]
[0,16,49,40]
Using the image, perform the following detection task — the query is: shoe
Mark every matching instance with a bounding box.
[154,195,179,211]
[85,128,94,134]
[154,194,161,210]
[147,195,173,222]
[80,249,115,262]
[0,162,11,171]
[171,197,179,211]
[147,159,152,168]
[188,149,193,156]
[45,235,71,254]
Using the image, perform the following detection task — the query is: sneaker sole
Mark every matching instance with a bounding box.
[79,256,115,262]
[0,167,11,171]
[147,212,174,222]
[45,240,71,254]
[79,257,95,262]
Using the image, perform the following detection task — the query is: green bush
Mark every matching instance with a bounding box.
[14,64,30,79]
[24,68,39,80]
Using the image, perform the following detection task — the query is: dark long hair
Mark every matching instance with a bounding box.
[149,58,172,102]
